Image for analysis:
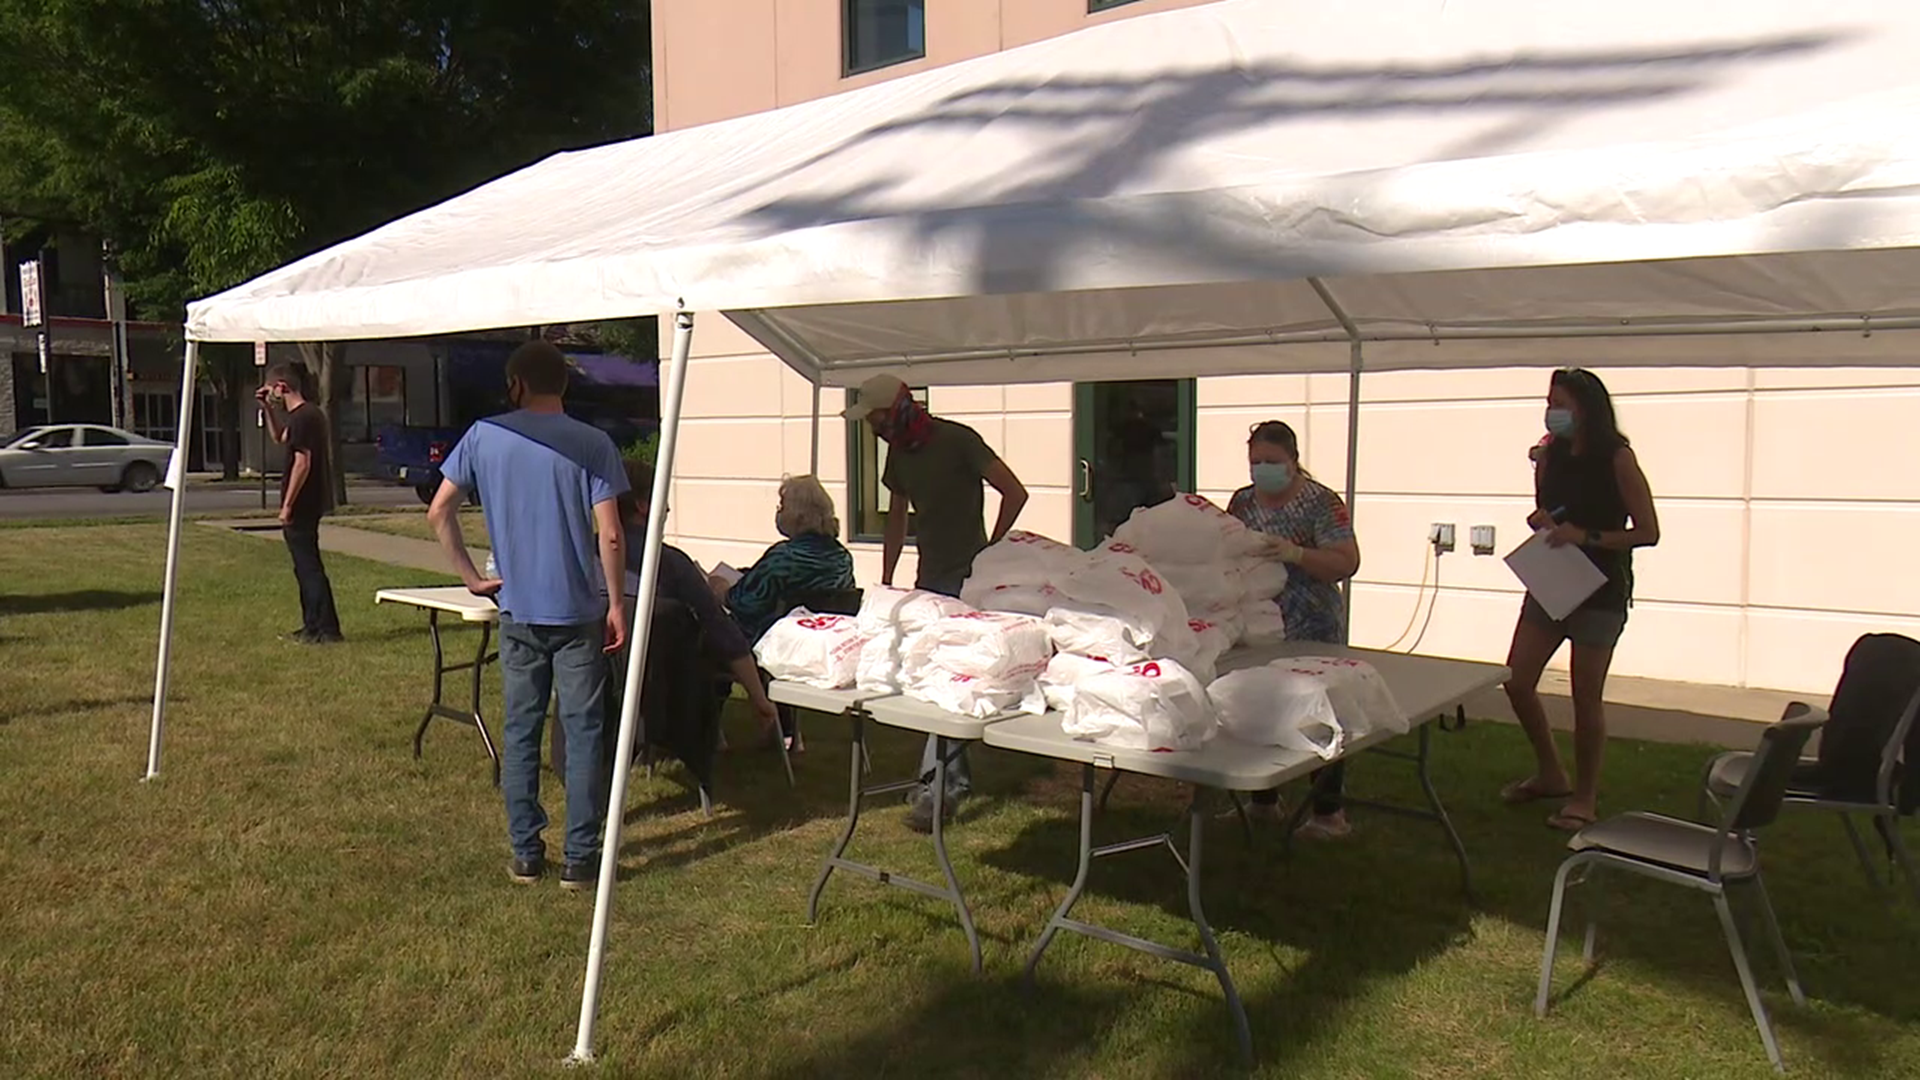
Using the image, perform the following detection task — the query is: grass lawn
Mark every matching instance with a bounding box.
[347,509,491,550]
[2,524,1917,1079]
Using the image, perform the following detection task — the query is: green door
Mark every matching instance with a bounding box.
[1071,379,1196,549]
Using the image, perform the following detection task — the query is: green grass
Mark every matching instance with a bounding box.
[345,509,491,550]
[1,525,1917,1078]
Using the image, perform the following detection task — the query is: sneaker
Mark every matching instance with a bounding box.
[560,860,600,892]
[508,855,546,885]
[904,787,961,834]
[282,628,315,644]
[1295,812,1353,841]
[308,629,344,645]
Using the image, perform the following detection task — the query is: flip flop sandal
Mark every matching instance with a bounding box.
[1502,778,1574,804]
[1546,809,1598,833]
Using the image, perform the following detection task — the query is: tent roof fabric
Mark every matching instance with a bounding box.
[189,0,1920,384]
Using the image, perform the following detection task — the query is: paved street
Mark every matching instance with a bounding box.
[0,480,420,521]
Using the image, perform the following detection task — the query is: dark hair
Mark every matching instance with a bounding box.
[1247,420,1312,478]
[263,361,309,396]
[1549,367,1628,455]
[617,456,653,523]
[506,340,570,396]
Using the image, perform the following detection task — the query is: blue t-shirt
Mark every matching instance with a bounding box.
[440,411,629,626]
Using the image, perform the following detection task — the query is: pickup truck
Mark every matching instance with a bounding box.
[373,424,467,504]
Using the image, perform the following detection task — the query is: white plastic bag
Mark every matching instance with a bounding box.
[1043,607,1152,665]
[1239,558,1289,602]
[902,612,1054,718]
[855,628,919,694]
[1160,561,1246,613]
[1185,616,1236,676]
[1112,493,1267,564]
[968,581,1069,618]
[1239,599,1287,646]
[1207,667,1346,759]
[754,610,867,689]
[1039,651,1117,712]
[1062,658,1217,751]
[1280,656,1410,736]
[1058,545,1194,652]
[858,586,973,635]
[962,530,1082,591]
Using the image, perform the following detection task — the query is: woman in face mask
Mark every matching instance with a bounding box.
[1228,420,1363,839]
[1502,367,1660,832]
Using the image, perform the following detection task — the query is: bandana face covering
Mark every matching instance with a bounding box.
[879,390,934,452]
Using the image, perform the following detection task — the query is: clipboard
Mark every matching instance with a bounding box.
[1503,529,1606,621]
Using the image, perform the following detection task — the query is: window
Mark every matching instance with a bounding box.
[33,427,76,449]
[340,364,409,443]
[845,0,925,76]
[845,385,927,542]
[1088,0,1146,11]
[83,427,130,447]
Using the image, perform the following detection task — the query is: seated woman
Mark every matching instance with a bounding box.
[718,475,856,751]
[612,459,781,759]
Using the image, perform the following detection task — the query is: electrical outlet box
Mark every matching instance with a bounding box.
[1470,525,1496,556]
[1429,522,1456,553]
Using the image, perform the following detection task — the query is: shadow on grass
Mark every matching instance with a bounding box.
[0,589,161,616]
[0,693,162,726]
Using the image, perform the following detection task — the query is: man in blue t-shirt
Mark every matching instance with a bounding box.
[429,340,630,891]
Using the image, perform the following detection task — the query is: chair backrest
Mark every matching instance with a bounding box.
[1814,633,1920,810]
[1722,704,1829,835]
[783,587,863,617]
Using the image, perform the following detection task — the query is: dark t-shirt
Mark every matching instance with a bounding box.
[280,403,333,525]
[883,418,998,594]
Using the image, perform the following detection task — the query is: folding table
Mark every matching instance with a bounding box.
[375,586,501,783]
[982,645,1509,1064]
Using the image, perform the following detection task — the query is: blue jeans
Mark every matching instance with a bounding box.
[500,618,610,865]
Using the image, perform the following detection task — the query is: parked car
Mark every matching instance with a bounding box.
[0,424,175,493]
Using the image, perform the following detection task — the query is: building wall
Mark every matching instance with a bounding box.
[651,0,1920,693]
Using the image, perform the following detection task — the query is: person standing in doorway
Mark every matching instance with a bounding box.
[1228,420,1363,839]
[430,340,630,890]
[259,362,341,644]
[1500,367,1660,832]
[844,375,1028,833]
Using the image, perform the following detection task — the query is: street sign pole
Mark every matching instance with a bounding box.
[20,259,50,423]
[256,341,269,510]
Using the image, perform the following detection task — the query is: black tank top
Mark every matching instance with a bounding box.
[1536,442,1632,611]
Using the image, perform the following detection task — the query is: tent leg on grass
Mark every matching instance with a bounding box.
[144,339,201,782]
[571,306,695,1065]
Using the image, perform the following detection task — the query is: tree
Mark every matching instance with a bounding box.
[0,0,652,498]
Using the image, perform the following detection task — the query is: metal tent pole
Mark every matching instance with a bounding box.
[1306,279,1364,619]
[810,376,822,476]
[571,305,695,1065]
[144,339,201,781]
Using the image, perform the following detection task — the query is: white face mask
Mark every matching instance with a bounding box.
[1251,461,1293,492]
[1545,407,1576,437]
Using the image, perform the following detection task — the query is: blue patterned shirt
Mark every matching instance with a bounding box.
[1228,480,1355,645]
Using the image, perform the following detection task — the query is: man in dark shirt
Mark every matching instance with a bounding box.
[259,362,341,644]
[844,375,1028,832]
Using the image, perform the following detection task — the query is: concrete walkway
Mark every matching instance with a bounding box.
[204,518,1820,752]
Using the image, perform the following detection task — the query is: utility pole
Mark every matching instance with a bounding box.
[102,240,131,430]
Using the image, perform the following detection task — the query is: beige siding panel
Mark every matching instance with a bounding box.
[1749,502,1920,616]
[1751,388,1920,501]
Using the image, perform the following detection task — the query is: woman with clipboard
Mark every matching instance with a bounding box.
[1500,368,1661,832]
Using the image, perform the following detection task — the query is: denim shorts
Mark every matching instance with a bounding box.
[1521,594,1628,649]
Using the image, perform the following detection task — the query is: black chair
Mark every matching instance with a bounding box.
[1537,703,1827,1072]
[1701,634,1920,905]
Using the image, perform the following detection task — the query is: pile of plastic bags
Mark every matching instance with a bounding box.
[1109,495,1290,648]
[1208,655,1407,758]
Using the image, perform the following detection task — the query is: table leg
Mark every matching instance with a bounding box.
[470,621,500,786]
[931,736,984,974]
[411,610,502,787]
[1186,787,1253,1066]
[1413,720,1474,903]
[411,610,445,760]
[1022,768,1253,1065]
[804,715,982,971]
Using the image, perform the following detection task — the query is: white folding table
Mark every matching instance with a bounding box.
[982,644,1510,1064]
[375,586,501,783]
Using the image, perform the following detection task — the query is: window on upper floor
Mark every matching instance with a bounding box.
[844,0,926,77]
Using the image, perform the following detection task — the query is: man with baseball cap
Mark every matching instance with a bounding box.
[845,374,1029,832]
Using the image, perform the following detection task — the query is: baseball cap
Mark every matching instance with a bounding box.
[841,374,909,420]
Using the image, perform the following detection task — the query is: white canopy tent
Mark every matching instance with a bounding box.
[150,0,1920,1061]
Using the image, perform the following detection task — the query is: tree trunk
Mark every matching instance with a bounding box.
[296,340,351,508]
[217,350,242,481]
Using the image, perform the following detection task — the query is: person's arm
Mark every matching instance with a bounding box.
[881,487,908,587]
[429,479,496,595]
[724,546,785,627]
[594,498,628,653]
[1266,490,1361,583]
[280,447,311,524]
[1295,537,1361,584]
[982,457,1028,543]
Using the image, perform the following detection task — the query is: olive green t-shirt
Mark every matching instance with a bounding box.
[883,418,998,594]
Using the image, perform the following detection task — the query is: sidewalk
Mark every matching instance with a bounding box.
[204,519,1816,752]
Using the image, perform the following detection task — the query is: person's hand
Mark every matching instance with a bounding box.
[254,385,271,406]
[1264,535,1304,564]
[706,573,732,602]
[277,504,293,526]
[466,576,503,598]
[604,600,629,654]
[1544,522,1584,548]
[1527,508,1554,531]
[752,694,780,739]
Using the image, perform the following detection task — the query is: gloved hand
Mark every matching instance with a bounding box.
[1265,535,1304,565]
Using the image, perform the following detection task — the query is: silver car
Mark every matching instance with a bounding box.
[0,424,175,493]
